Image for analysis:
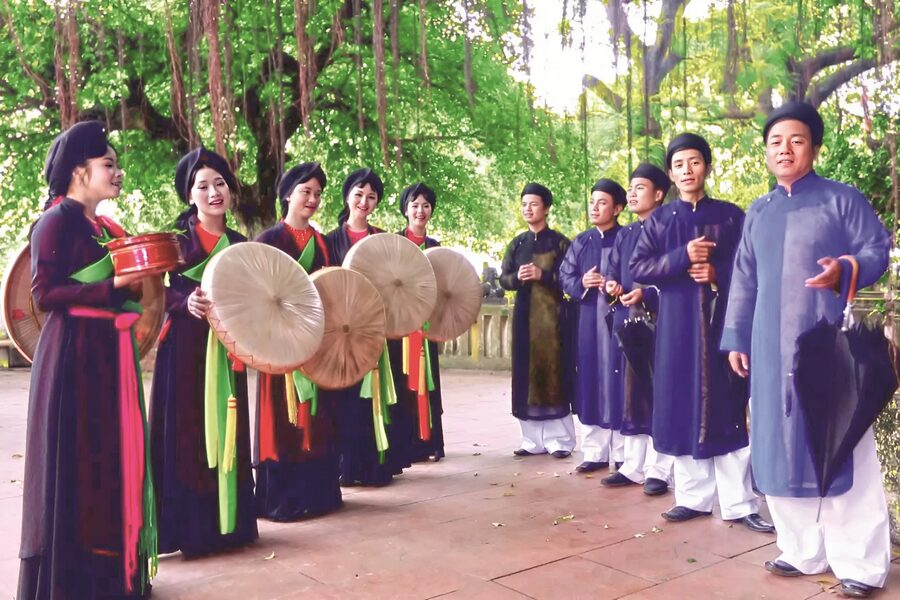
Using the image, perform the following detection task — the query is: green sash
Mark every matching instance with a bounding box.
[360,343,397,463]
[183,234,230,282]
[70,228,115,283]
[286,235,320,415]
[183,232,239,534]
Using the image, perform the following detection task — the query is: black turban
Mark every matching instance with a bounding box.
[763,101,824,146]
[277,162,327,218]
[590,178,626,206]
[521,182,553,207]
[174,146,237,204]
[44,121,110,202]
[399,182,437,219]
[666,133,712,168]
[630,163,671,196]
[339,167,384,225]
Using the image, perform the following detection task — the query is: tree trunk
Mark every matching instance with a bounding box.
[202,0,230,160]
[373,0,390,166]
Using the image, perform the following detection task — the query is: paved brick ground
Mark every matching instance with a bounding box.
[0,368,897,599]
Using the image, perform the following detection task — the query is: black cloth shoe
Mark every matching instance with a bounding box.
[513,448,543,457]
[601,472,638,487]
[740,513,775,533]
[839,579,876,598]
[575,461,608,473]
[764,560,803,577]
[551,450,571,458]
[661,506,712,522]
[614,461,623,470]
[643,478,669,496]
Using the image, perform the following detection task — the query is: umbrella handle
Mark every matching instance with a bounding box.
[839,254,860,304]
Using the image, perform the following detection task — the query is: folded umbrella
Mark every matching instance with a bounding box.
[616,310,656,436]
[792,255,900,497]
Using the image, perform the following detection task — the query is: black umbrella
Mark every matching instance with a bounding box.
[792,261,899,496]
[616,314,655,384]
[617,313,656,435]
[604,297,620,335]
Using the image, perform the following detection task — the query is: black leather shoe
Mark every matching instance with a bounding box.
[513,448,543,457]
[661,506,712,522]
[643,478,669,496]
[740,513,775,533]
[551,450,571,458]
[764,560,803,577]
[839,579,875,598]
[575,461,608,473]
[601,472,637,487]
[614,461,623,470]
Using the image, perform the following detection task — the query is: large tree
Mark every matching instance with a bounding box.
[0,0,588,258]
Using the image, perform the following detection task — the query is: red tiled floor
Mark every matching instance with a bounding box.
[617,558,827,599]
[581,531,725,583]
[434,580,533,599]
[0,368,897,598]
[495,556,654,599]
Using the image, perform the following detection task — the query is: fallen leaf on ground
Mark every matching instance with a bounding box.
[651,526,663,533]
[557,514,575,521]
[473,472,479,476]
[264,551,276,560]
[634,533,645,538]
[585,474,594,479]
[472,443,481,446]
[553,472,560,477]
[536,471,545,475]
[603,524,610,529]
[502,492,514,497]
[11,453,23,459]
[687,558,697,564]
[472,452,481,456]
[491,522,504,527]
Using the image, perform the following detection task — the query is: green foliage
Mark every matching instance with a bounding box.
[0,0,897,268]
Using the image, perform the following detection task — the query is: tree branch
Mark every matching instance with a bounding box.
[806,57,879,107]
[582,75,623,111]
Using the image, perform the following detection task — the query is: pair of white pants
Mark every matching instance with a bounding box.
[618,434,674,484]
[578,421,624,463]
[673,445,760,520]
[766,428,891,588]
[518,415,576,454]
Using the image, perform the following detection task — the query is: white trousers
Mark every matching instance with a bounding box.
[673,445,760,520]
[578,421,624,463]
[618,434,675,484]
[518,415,576,454]
[766,428,891,588]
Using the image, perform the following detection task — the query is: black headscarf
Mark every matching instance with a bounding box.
[173,146,238,229]
[520,182,553,207]
[277,162,327,218]
[43,121,111,209]
[666,133,712,168]
[630,163,671,196]
[399,182,437,220]
[338,168,384,225]
[174,146,237,204]
[763,101,825,146]
[590,178,626,206]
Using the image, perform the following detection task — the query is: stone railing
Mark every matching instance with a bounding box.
[438,303,513,370]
